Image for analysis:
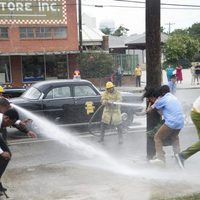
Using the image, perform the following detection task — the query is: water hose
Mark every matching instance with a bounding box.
[88,104,104,136]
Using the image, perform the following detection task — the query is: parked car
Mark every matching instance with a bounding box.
[3,88,26,98]
[10,79,143,127]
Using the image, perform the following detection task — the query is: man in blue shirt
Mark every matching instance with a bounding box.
[147,85,184,164]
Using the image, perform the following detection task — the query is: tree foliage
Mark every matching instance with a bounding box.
[78,52,114,78]
[112,25,129,36]
[100,25,130,37]
[163,33,199,67]
[171,29,188,36]
[100,27,112,35]
[188,23,200,39]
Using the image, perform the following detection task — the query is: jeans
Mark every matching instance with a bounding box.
[154,124,180,161]
[136,76,141,87]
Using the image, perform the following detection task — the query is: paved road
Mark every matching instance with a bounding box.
[4,124,200,200]
[2,88,200,200]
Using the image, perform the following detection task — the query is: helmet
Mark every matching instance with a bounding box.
[0,86,4,93]
[106,81,114,89]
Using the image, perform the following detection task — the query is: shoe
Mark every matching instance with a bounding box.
[175,154,184,169]
[0,182,7,192]
[149,158,165,166]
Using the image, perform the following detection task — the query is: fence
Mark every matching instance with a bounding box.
[111,54,139,75]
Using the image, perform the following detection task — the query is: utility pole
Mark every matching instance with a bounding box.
[146,0,162,160]
[78,0,83,53]
[165,22,175,34]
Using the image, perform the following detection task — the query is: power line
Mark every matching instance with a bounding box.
[1,1,200,10]
[83,4,200,10]
[86,0,200,8]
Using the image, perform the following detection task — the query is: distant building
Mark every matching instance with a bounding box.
[0,0,78,87]
[82,14,108,51]
[109,33,168,66]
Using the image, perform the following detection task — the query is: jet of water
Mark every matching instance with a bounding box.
[11,104,200,185]
[11,104,137,176]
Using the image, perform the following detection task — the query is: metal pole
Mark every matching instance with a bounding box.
[78,0,83,53]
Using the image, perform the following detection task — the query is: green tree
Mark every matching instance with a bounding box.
[112,25,129,36]
[188,23,200,39]
[163,34,199,67]
[100,27,112,35]
[78,52,114,78]
[171,29,188,36]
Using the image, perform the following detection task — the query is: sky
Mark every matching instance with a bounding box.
[82,0,200,34]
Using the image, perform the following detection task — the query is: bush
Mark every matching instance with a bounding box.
[78,52,114,78]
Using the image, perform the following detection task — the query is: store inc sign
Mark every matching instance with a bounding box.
[0,0,67,24]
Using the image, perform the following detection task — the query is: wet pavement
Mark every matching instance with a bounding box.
[3,124,200,200]
[2,88,200,200]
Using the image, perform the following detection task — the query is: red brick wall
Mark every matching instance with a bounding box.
[0,0,78,54]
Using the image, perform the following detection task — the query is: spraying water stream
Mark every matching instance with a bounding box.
[11,104,200,186]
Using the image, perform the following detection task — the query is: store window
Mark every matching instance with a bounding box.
[19,27,67,39]
[45,55,68,79]
[22,56,45,82]
[0,56,11,83]
[20,28,34,38]
[0,27,8,39]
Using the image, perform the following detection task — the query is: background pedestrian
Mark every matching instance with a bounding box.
[190,64,196,85]
[165,64,175,82]
[134,64,142,87]
[195,63,200,85]
[115,65,123,87]
[176,65,183,84]
[168,74,177,95]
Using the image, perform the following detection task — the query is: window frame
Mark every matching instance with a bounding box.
[19,27,67,40]
[74,85,98,97]
[45,86,72,100]
[0,27,9,39]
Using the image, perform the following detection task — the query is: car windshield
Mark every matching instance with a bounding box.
[22,87,42,100]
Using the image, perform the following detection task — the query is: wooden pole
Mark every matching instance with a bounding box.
[146,0,162,160]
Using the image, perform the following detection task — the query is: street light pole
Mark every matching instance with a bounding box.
[78,0,83,53]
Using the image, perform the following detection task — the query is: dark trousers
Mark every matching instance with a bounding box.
[0,136,11,179]
[136,76,141,87]
[100,122,123,142]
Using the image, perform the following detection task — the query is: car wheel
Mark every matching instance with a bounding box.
[121,112,134,127]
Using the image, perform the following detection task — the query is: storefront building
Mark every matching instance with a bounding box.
[0,0,79,87]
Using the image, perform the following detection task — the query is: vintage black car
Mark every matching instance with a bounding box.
[3,88,26,98]
[10,79,143,126]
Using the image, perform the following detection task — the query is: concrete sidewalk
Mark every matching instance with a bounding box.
[116,68,200,93]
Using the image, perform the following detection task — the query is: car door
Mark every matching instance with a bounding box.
[42,85,75,124]
[73,84,101,123]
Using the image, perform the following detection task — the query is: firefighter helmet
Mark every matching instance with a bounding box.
[0,86,4,93]
[106,81,114,89]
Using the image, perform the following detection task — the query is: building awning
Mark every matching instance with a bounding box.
[0,50,80,56]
